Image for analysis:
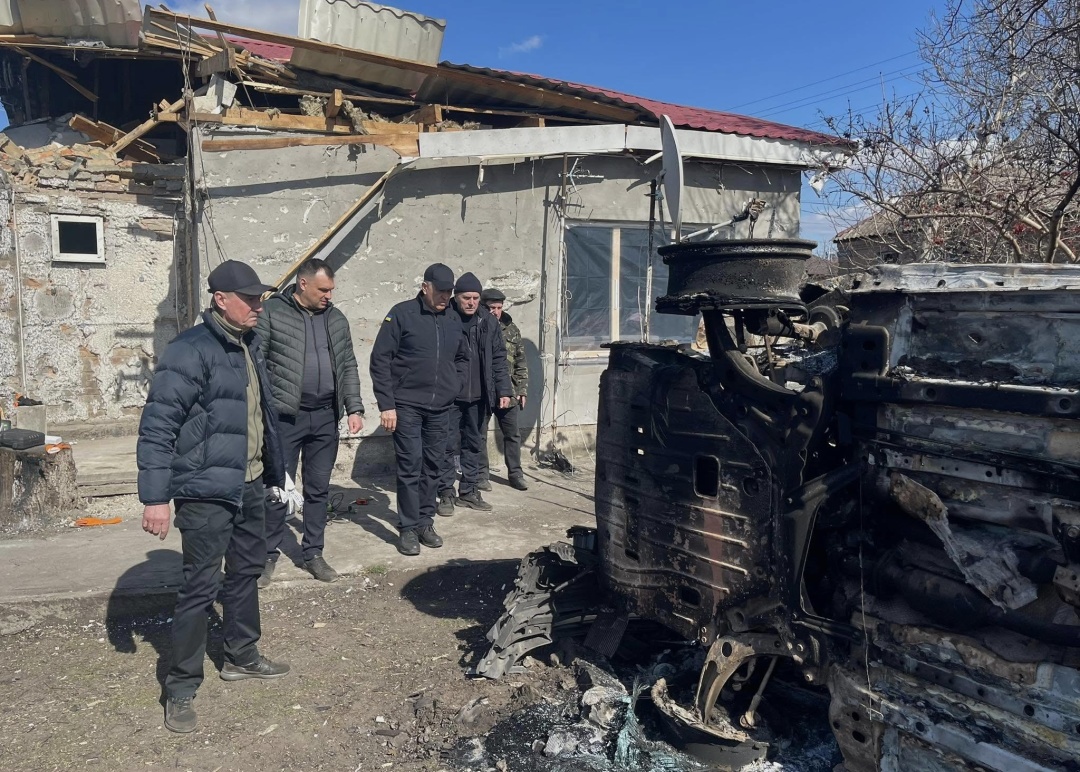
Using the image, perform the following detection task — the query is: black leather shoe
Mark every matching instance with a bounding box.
[164,696,197,733]
[457,491,493,511]
[509,475,529,491]
[304,554,339,583]
[220,655,290,681]
[397,529,420,556]
[477,479,493,492]
[437,493,455,517]
[417,525,443,548]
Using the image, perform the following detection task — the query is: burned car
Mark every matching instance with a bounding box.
[477,239,1080,771]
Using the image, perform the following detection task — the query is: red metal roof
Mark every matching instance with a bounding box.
[442,63,846,146]
[441,63,849,146]
[222,38,848,146]
[226,36,294,61]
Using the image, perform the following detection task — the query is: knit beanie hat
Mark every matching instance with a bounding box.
[454,272,482,294]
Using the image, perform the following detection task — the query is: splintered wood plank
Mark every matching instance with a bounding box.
[108,97,185,155]
[200,133,419,156]
[68,115,162,162]
[326,89,344,119]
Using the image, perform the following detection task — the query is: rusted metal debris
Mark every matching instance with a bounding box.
[479,242,1080,771]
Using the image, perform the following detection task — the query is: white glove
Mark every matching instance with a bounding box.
[267,473,304,516]
[284,473,304,514]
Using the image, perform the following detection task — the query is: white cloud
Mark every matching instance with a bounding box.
[170,0,300,36]
[498,35,543,58]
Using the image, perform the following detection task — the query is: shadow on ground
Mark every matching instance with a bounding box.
[104,549,224,699]
[399,558,520,669]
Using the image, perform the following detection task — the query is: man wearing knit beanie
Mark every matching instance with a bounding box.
[438,272,512,515]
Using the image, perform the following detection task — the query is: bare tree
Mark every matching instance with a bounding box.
[826,0,1080,263]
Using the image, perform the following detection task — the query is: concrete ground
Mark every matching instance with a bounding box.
[0,457,596,607]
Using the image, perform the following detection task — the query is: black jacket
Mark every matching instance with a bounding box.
[255,285,364,420]
[137,310,286,506]
[370,294,468,411]
[453,300,512,410]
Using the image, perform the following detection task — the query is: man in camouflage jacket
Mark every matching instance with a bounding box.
[479,288,529,490]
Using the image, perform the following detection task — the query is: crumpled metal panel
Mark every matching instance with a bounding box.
[292,0,445,95]
[594,343,779,644]
[0,0,142,47]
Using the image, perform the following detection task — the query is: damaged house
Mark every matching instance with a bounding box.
[0,1,848,462]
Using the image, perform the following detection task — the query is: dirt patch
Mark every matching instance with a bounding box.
[0,558,572,772]
[0,555,839,772]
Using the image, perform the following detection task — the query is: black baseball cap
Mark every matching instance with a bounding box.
[423,262,455,291]
[207,260,275,295]
[480,288,506,304]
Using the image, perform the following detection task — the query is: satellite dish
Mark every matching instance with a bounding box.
[660,114,684,242]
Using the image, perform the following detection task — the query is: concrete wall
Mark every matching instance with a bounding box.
[0,187,17,417]
[5,186,183,428]
[190,128,803,464]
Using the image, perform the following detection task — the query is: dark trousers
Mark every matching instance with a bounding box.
[440,400,484,497]
[480,400,523,481]
[394,403,449,532]
[265,405,339,563]
[166,480,266,699]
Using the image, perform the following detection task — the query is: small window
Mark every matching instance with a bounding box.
[51,214,105,263]
[880,251,899,265]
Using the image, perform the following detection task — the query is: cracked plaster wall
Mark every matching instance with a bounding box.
[192,131,801,453]
[12,189,182,426]
[0,190,17,417]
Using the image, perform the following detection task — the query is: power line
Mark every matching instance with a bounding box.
[755,64,927,120]
[726,50,921,112]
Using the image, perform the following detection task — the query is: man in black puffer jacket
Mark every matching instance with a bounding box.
[255,258,365,585]
[138,260,290,734]
[370,263,468,556]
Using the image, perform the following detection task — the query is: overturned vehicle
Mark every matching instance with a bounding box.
[478,240,1080,771]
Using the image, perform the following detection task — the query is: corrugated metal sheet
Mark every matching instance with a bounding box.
[292,0,445,95]
[432,63,849,146]
[0,0,142,47]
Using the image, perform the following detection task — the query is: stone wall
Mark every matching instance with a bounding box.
[0,138,186,429]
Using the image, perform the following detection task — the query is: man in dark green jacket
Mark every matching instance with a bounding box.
[255,258,365,585]
[479,288,529,490]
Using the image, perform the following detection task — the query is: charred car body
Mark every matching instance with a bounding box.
[478,239,1080,771]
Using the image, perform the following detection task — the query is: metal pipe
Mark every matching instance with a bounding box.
[741,656,779,729]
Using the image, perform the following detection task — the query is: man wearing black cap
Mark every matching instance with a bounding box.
[478,287,529,491]
[437,272,512,515]
[370,263,468,556]
[138,259,290,734]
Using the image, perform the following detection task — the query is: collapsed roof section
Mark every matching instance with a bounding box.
[0,3,853,171]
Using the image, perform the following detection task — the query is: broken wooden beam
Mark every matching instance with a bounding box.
[14,47,98,103]
[191,106,420,135]
[237,80,420,108]
[108,97,185,155]
[68,115,162,162]
[200,133,419,157]
[326,89,344,119]
[147,8,642,123]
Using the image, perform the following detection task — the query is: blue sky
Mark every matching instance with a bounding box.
[42,1,949,249]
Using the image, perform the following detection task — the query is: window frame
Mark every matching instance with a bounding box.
[51,214,106,264]
[562,220,695,354]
